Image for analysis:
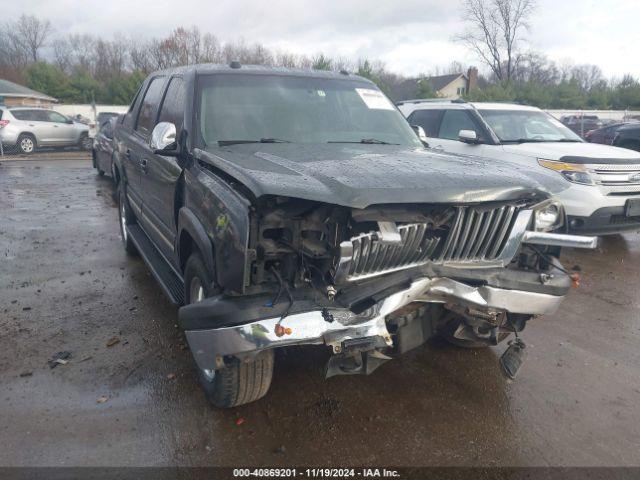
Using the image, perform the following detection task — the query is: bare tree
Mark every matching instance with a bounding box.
[456,0,535,83]
[14,15,53,62]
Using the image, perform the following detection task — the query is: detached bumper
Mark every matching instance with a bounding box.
[181,276,568,372]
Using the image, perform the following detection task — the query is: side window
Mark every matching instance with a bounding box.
[47,111,67,123]
[157,77,185,133]
[438,110,481,141]
[32,110,50,122]
[407,109,444,138]
[135,77,165,137]
[10,110,30,121]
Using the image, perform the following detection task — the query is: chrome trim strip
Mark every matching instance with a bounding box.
[522,231,599,249]
[184,276,566,372]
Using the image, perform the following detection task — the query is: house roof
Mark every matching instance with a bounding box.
[389,73,467,102]
[428,73,465,92]
[0,79,57,102]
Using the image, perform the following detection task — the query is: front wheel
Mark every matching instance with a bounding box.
[184,252,274,408]
[17,134,36,154]
[118,182,138,255]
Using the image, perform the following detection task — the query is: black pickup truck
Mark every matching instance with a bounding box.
[112,64,597,408]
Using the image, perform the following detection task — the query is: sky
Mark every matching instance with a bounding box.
[5,0,640,79]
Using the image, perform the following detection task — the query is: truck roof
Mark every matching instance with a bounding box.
[151,63,375,84]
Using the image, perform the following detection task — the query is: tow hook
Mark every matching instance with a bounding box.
[500,337,527,380]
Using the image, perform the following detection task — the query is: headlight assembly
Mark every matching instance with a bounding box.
[537,159,595,185]
[533,200,564,232]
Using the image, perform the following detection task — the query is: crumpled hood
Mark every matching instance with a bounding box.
[198,144,568,209]
[502,141,640,163]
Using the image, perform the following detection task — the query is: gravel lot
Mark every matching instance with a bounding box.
[1,158,640,467]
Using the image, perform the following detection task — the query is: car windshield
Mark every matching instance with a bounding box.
[479,109,582,143]
[196,73,421,148]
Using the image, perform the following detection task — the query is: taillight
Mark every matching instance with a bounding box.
[0,120,9,129]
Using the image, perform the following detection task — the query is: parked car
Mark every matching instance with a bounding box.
[0,106,91,154]
[584,122,628,145]
[398,100,640,235]
[611,123,640,152]
[92,115,121,177]
[560,114,602,137]
[112,64,595,408]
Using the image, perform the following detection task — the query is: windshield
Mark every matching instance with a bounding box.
[479,109,583,143]
[196,73,421,148]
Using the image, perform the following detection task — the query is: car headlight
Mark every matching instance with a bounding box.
[533,200,564,232]
[537,159,595,185]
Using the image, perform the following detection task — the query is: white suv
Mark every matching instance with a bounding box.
[0,107,91,154]
[398,100,640,235]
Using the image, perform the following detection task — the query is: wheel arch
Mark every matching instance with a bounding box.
[177,208,216,278]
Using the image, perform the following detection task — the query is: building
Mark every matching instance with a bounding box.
[390,67,480,102]
[0,79,57,107]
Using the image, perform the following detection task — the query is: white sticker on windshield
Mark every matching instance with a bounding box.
[356,88,394,110]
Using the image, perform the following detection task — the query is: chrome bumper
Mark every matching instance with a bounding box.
[522,231,599,249]
[185,276,566,372]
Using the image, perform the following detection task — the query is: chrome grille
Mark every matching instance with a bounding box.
[337,223,441,282]
[590,164,640,195]
[439,205,518,262]
[335,204,526,282]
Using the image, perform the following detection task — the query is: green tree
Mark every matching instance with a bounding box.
[311,53,332,71]
[464,84,515,102]
[24,61,73,102]
[416,78,437,99]
[103,70,145,104]
[612,75,640,109]
[552,79,586,109]
[69,68,102,103]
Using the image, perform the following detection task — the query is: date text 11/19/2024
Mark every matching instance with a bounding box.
[232,468,401,478]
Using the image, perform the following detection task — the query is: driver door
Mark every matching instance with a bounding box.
[45,111,77,144]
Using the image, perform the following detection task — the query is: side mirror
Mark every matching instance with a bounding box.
[66,118,74,124]
[150,122,178,154]
[458,129,479,144]
[411,125,429,144]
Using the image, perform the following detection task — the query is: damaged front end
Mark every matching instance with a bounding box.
[179,196,597,379]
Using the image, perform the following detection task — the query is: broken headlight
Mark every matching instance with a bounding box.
[533,200,564,232]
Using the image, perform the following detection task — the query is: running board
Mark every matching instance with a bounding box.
[126,224,185,305]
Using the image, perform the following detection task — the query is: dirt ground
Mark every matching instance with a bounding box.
[1,158,639,467]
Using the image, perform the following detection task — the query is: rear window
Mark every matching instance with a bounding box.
[10,110,34,121]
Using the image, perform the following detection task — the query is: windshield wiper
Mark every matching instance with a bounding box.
[327,138,398,145]
[218,138,291,146]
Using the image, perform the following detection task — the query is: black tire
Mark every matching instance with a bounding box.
[184,252,274,408]
[17,133,36,155]
[118,182,138,255]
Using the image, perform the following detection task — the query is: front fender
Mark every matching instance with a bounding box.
[178,208,216,277]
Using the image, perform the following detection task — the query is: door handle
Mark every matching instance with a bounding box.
[432,145,444,151]
[53,125,59,128]
[140,159,148,173]
[124,149,131,159]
